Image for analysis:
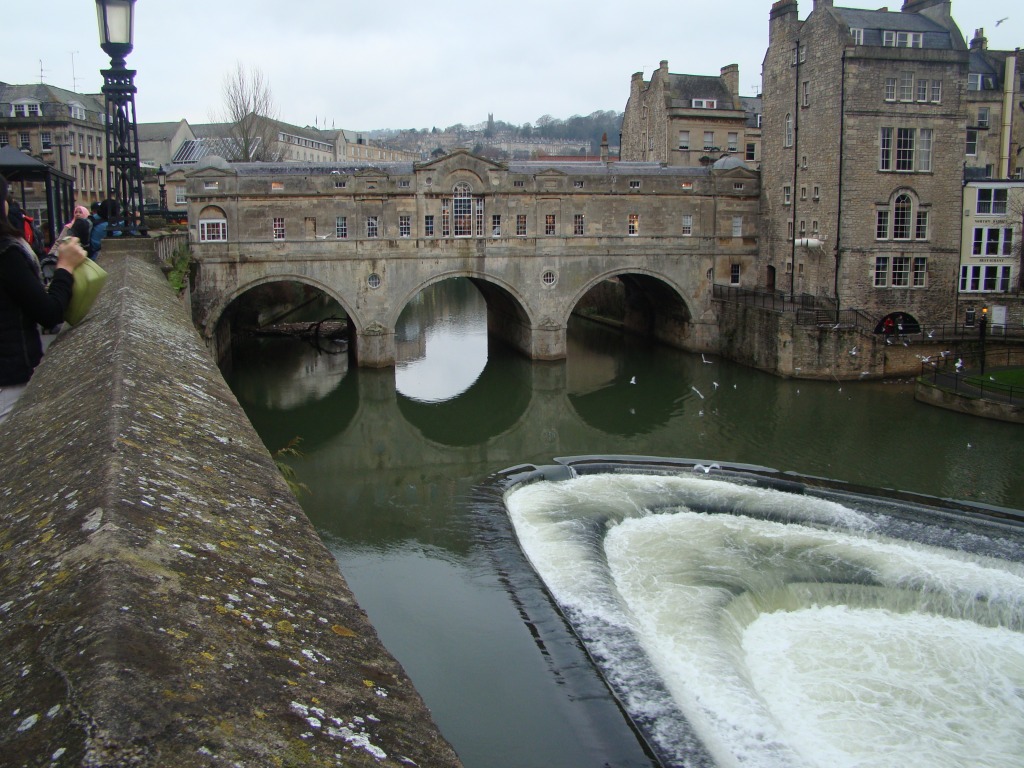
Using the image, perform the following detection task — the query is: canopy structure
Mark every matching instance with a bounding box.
[0,145,77,244]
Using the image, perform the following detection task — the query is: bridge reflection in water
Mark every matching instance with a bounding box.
[223,278,1024,768]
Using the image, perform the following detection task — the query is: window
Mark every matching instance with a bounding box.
[784,113,793,147]
[895,128,915,171]
[960,265,1012,292]
[977,188,1008,215]
[728,132,739,152]
[336,216,347,238]
[730,264,741,285]
[968,73,982,91]
[787,221,794,240]
[629,179,641,189]
[966,129,978,156]
[423,214,434,237]
[399,215,411,237]
[450,182,475,236]
[883,30,922,47]
[746,143,756,161]
[876,209,890,239]
[918,129,932,172]
[813,185,820,200]
[732,216,743,237]
[800,186,807,201]
[977,107,990,129]
[40,132,52,150]
[271,181,284,191]
[574,180,585,189]
[783,185,792,205]
[334,179,347,188]
[972,227,1013,255]
[273,217,285,240]
[516,215,527,236]
[0,132,7,148]
[573,213,585,236]
[492,214,501,237]
[802,81,810,107]
[199,219,227,242]
[78,134,84,154]
[678,130,690,150]
[628,214,640,236]
[18,132,30,150]
[889,256,910,287]
[915,210,929,240]
[203,181,219,190]
[68,131,75,154]
[885,78,897,101]
[175,187,186,205]
[703,131,715,151]
[692,99,717,109]
[799,220,806,234]
[880,127,893,170]
[513,180,525,188]
[811,220,819,235]
[916,78,929,102]
[366,216,379,238]
[544,214,556,236]
[893,194,912,239]
[913,257,927,287]
[930,80,942,102]
[799,44,806,63]
[69,104,86,120]
[398,180,410,188]
[874,256,889,287]
[896,71,911,101]
[851,27,864,45]
[734,182,745,191]
[681,214,693,236]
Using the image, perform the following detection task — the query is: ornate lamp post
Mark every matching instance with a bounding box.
[96,0,146,235]
[979,306,988,375]
[157,165,167,212]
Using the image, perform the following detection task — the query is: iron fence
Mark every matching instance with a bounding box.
[922,347,1024,406]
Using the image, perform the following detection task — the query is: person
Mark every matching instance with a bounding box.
[89,199,117,260]
[0,173,87,424]
[42,206,92,283]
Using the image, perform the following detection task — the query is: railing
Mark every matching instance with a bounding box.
[712,283,826,312]
[922,347,1024,406]
[153,232,190,265]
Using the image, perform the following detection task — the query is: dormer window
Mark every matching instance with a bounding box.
[883,30,923,48]
[12,101,41,118]
[850,27,864,45]
[692,99,717,109]
[68,103,86,121]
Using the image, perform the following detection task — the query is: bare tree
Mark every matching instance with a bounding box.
[221,62,280,162]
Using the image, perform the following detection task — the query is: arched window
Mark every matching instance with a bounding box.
[198,205,228,242]
[442,182,484,237]
[893,193,912,239]
[784,113,793,147]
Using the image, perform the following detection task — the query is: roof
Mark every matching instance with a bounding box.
[665,74,739,109]
[172,137,261,164]
[0,83,105,120]
[834,6,957,49]
[137,121,189,142]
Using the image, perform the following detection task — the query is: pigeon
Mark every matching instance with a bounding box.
[629,376,636,385]
[701,353,713,364]
[691,386,705,400]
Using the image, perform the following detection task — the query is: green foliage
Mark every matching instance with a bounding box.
[166,245,192,293]
[274,437,311,498]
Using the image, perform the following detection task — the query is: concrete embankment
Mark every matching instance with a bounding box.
[0,241,461,767]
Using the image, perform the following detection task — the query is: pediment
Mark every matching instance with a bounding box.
[416,148,507,176]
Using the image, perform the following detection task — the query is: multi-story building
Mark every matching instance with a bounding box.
[760,0,969,330]
[963,28,1023,181]
[0,82,108,214]
[621,61,761,169]
[959,180,1023,328]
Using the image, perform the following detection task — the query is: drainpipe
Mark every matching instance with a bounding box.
[1000,55,1016,178]
[834,50,847,315]
[790,39,801,302]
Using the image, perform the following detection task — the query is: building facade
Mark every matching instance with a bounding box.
[621,61,762,169]
[760,0,969,330]
[0,82,108,215]
[959,180,1024,328]
[963,28,1023,181]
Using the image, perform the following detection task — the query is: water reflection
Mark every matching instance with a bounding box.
[223,277,1024,768]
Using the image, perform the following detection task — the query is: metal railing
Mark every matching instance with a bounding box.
[712,284,828,312]
[921,347,1024,406]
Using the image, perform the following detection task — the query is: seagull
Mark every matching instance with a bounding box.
[996,16,1008,26]
[691,386,705,400]
[849,346,858,356]
[927,330,935,338]
[955,358,964,371]
[315,234,330,239]
[860,371,870,377]
[701,353,713,364]
[712,381,720,390]
[629,376,636,385]
[693,463,722,474]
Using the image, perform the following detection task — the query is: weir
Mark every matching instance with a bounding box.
[0,241,461,767]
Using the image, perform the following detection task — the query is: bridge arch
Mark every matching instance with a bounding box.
[568,268,699,350]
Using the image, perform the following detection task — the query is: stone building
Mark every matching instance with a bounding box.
[760,0,969,331]
[621,61,761,169]
[0,82,108,212]
[963,28,1023,181]
[959,180,1024,328]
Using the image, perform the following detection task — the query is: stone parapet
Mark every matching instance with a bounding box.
[0,240,461,767]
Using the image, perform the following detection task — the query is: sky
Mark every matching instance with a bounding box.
[4,1,1021,132]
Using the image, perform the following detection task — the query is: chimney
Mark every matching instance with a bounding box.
[813,0,833,9]
[970,28,987,50]
[600,133,609,163]
[720,64,740,100]
[770,0,798,20]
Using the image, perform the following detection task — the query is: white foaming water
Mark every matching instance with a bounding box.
[506,473,1024,768]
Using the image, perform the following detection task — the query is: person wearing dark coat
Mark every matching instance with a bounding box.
[0,173,87,423]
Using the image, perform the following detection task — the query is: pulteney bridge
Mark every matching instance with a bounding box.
[182,150,760,366]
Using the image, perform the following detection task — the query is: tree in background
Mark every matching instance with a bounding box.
[221,62,280,162]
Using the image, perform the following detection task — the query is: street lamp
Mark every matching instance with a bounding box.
[157,166,167,212]
[95,0,146,236]
[979,306,988,375]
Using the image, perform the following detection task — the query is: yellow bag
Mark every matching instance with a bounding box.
[64,258,109,327]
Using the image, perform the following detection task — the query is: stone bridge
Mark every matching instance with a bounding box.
[180,150,761,366]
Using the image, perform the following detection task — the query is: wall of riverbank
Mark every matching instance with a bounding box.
[0,240,461,767]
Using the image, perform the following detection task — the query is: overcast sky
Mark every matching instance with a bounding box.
[5,1,1020,132]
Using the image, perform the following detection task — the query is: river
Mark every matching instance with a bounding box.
[223,278,1024,768]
